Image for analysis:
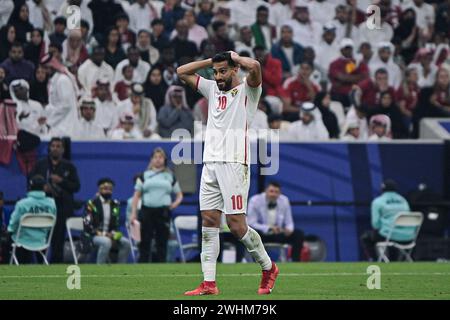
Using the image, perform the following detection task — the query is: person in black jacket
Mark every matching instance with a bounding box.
[83,178,131,264]
[314,91,340,139]
[30,137,80,263]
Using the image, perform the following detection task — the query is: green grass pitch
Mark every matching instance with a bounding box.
[0,262,449,300]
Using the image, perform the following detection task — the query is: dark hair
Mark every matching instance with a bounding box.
[49,137,64,147]
[137,29,151,37]
[212,52,236,67]
[375,68,388,76]
[266,181,281,189]
[10,41,23,49]
[253,45,266,54]
[80,19,90,30]
[49,41,63,53]
[300,61,314,69]
[53,16,67,26]
[257,5,269,12]
[151,18,164,27]
[127,45,139,54]
[212,20,226,32]
[381,179,397,192]
[29,175,46,191]
[97,177,115,187]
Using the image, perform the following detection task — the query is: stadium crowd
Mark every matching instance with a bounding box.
[0,0,449,143]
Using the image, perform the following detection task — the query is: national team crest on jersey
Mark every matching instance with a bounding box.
[231,88,238,97]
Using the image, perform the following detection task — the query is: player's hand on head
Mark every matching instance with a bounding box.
[228,51,239,61]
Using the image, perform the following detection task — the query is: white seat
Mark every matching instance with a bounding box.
[10,213,56,265]
[66,217,84,265]
[173,215,198,263]
[376,211,424,263]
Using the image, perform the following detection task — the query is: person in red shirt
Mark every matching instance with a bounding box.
[396,67,420,120]
[114,64,133,101]
[329,38,369,108]
[356,68,396,111]
[281,62,320,122]
[253,45,283,97]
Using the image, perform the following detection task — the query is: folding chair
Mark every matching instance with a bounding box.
[376,211,424,263]
[10,213,56,265]
[66,217,84,265]
[173,215,199,263]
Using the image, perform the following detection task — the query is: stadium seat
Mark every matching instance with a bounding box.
[66,217,84,265]
[173,215,199,263]
[376,212,424,263]
[10,213,56,265]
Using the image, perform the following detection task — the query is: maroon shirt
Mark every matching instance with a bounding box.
[358,78,395,109]
[329,57,369,95]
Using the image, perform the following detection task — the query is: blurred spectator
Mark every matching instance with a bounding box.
[314,23,340,78]
[253,46,283,98]
[0,67,10,101]
[7,175,56,264]
[308,0,336,26]
[329,38,369,108]
[71,97,106,140]
[115,46,151,84]
[269,0,292,32]
[24,28,45,67]
[110,112,143,139]
[77,46,114,95]
[62,30,89,68]
[271,25,304,79]
[235,26,255,58]
[314,91,340,139]
[80,19,98,54]
[341,120,360,141]
[288,102,329,140]
[7,2,34,44]
[228,0,268,30]
[356,42,373,66]
[40,53,78,136]
[0,42,35,85]
[93,78,119,135]
[251,5,276,51]
[360,179,412,261]
[0,24,16,63]
[0,1,14,27]
[103,27,127,69]
[302,46,328,91]
[210,20,235,53]
[429,67,450,116]
[248,181,304,262]
[368,114,392,141]
[144,65,168,112]
[114,64,133,102]
[29,65,48,105]
[393,8,419,66]
[250,98,270,131]
[157,85,193,138]
[332,4,358,44]
[196,0,214,29]
[268,113,291,141]
[282,62,320,122]
[369,42,402,89]
[48,16,67,47]
[356,68,395,111]
[358,9,394,46]
[196,40,216,80]
[136,29,160,66]
[83,178,131,264]
[48,41,63,62]
[114,12,136,51]
[171,9,208,51]
[158,45,178,86]
[401,0,435,44]
[88,0,125,41]
[170,19,198,63]
[130,147,183,262]
[119,83,159,139]
[368,91,408,139]
[27,0,52,32]
[408,48,437,88]
[10,79,48,138]
[150,18,170,53]
[30,137,80,263]
[285,1,321,48]
[396,67,420,123]
[161,0,186,36]
[128,0,160,34]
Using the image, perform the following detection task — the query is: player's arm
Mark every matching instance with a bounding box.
[230,51,262,87]
[176,59,213,89]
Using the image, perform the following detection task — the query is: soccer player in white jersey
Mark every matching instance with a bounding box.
[177,51,279,296]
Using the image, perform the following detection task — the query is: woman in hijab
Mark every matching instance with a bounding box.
[0,24,16,62]
[24,28,46,67]
[144,64,168,112]
[314,91,340,139]
[103,26,127,69]
[393,8,419,66]
[7,3,34,43]
[29,64,48,105]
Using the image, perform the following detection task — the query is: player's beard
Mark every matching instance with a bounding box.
[217,77,232,91]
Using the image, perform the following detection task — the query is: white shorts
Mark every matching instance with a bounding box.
[199,162,250,215]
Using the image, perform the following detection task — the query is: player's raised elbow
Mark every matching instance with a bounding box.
[249,60,261,72]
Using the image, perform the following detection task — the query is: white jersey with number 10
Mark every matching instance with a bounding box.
[196,75,262,165]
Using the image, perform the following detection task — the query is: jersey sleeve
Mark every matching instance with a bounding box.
[245,79,263,106]
[196,75,215,99]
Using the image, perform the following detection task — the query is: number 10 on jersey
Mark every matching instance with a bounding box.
[231,195,243,210]
[218,96,227,110]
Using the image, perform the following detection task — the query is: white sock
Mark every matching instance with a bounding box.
[201,227,220,282]
[240,227,272,271]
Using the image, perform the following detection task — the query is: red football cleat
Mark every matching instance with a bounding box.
[258,262,279,295]
[184,281,219,296]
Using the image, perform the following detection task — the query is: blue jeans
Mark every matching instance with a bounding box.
[93,236,131,264]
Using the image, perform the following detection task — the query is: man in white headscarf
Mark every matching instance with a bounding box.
[40,53,79,136]
[70,96,106,140]
[288,102,329,141]
[9,79,49,138]
[369,42,402,89]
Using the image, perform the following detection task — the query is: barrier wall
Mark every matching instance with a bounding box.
[0,141,445,261]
